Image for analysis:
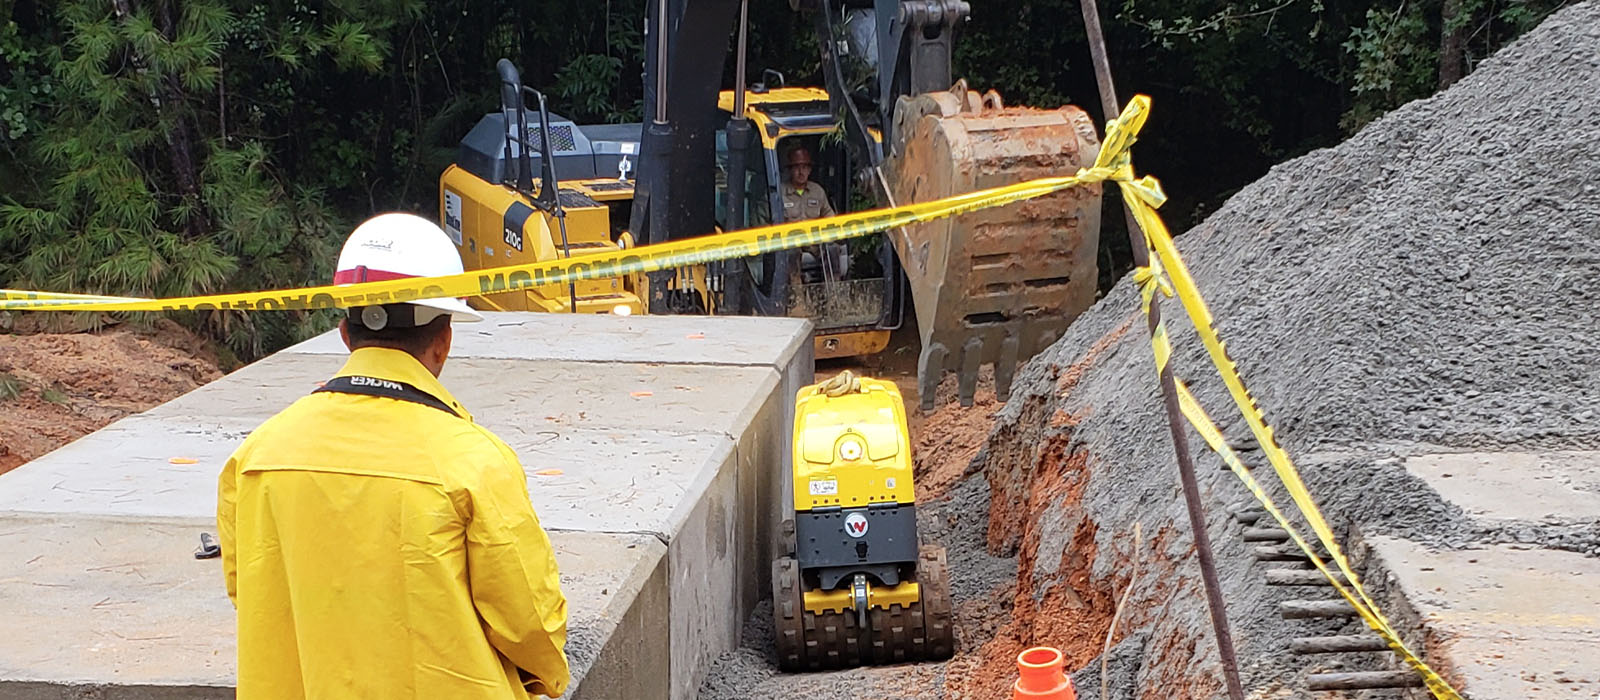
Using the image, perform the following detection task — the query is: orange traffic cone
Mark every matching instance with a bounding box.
[1013,646,1076,700]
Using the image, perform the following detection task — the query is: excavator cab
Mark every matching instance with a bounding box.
[711,88,900,361]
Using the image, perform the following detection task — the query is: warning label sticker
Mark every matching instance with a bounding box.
[443,190,464,246]
[809,479,839,496]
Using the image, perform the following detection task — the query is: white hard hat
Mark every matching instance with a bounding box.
[333,212,483,328]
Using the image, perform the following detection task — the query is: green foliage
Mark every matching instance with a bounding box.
[0,0,1578,358]
[0,18,54,142]
[1115,0,1573,138]
[41,387,68,404]
[555,54,625,122]
[1341,4,1436,130]
[0,373,21,401]
[0,0,402,360]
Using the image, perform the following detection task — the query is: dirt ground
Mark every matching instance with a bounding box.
[0,320,223,474]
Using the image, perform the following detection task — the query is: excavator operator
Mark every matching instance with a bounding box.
[782,144,848,283]
[781,145,835,222]
[217,213,571,700]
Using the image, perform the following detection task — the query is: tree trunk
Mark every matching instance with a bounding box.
[153,0,210,240]
[1439,0,1468,89]
[112,0,210,241]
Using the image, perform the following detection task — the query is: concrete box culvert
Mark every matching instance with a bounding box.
[0,313,815,700]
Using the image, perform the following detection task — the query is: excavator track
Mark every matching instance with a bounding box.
[772,545,956,671]
[883,83,1104,410]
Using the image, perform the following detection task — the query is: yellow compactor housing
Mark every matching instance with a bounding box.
[772,374,954,671]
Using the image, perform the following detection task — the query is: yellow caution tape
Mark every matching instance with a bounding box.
[0,289,144,303]
[1,95,1459,695]
[1111,97,1463,698]
[0,177,1107,314]
[1171,377,1462,697]
[1,95,1163,315]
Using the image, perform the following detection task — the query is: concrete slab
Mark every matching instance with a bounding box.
[129,354,781,436]
[0,514,667,700]
[282,313,811,369]
[0,407,748,537]
[496,428,736,536]
[1405,451,1600,522]
[1369,536,1600,699]
[0,414,255,519]
[0,311,814,700]
[0,347,779,528]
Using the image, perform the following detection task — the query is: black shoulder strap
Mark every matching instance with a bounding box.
[314,376,460,418]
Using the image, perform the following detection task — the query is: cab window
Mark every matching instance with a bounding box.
[714,128,772,229]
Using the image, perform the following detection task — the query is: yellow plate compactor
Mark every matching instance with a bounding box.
[773,373,955,670]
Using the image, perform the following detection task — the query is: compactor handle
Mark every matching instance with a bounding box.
[817,370,864,397]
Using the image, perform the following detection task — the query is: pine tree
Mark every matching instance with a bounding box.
[1,0,399,359]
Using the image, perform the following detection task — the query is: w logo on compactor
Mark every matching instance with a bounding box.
[844,513,869,538]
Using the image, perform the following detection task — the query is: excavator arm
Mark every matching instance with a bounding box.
[630,0,1103,409]
[802,0,1104,408]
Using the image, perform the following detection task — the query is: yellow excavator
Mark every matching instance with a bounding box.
[437,0,1101,669]
[438,0,1103,411]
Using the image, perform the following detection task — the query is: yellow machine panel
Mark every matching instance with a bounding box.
[814,329,892,360]
[716,86,831,111]
[440,165,644,315]
[803,580,920,615]
[791,375,915,511]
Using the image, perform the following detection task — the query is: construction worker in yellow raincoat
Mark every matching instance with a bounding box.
[217,213,570,699]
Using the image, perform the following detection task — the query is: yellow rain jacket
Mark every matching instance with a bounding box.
[218,346,569,699]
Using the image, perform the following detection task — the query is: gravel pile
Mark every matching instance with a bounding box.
[698,2,1600,696]
[983,2,1600,696]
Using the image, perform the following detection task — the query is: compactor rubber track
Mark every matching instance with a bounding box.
[772,545,955,672]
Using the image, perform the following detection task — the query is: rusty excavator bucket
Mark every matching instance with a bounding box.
[882,82,1104,411]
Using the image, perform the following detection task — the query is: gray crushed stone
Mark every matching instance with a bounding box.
[1068,633,1146,700]
[983,2,1600,697]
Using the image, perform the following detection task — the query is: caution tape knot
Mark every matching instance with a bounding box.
[1134,259,1174,313]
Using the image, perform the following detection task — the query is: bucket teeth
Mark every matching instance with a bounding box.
[886,88,1103,411]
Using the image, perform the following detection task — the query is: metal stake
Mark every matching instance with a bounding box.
[1076,1,1246,697]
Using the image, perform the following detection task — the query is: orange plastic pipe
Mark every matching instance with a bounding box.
[1013,646,1076,700]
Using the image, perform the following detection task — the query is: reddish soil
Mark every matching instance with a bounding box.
[987,315,1135,554]
[0,321,222,474]
[948,439,1116,700]
[940,315,1143,699]
[913,368,1001,501]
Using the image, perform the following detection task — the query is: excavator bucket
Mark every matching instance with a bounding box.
[882,84,1103,411]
